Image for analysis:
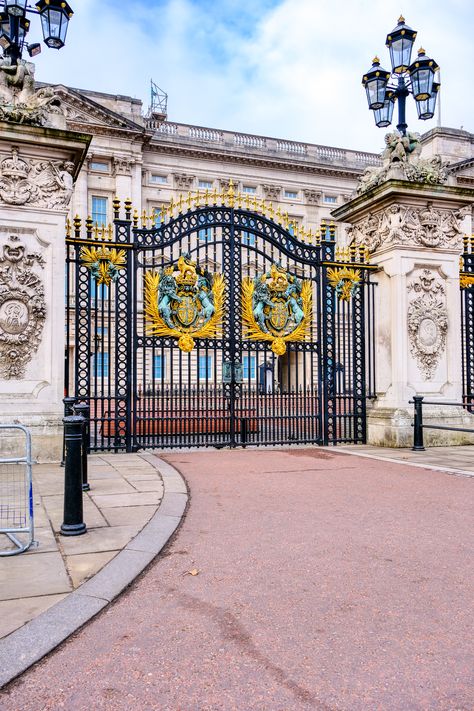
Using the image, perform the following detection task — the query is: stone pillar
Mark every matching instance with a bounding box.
[333,178,474,447]
[0,122,90,461]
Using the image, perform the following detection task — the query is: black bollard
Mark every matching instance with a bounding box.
[60,416,87,536]
[412,396,425,451]
[74,403,90,491]
[60,396,77,466]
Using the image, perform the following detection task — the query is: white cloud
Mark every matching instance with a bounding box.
[32,0,474,153]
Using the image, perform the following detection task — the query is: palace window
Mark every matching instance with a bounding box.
[324,195,337,204]
[241,231,255,247]
[150,174,168,184]
[198,227,212,242]
[90,161,109,172]
[93,352,109,379]
[90,278,108,303]
[242,186,256,194]
[91,196,108,226]
[152,205,167,226]
[153,354,166,379]
[198,180,213,189]
[284,190,298,200]
[199,355,212,379]
[243,355,256,380]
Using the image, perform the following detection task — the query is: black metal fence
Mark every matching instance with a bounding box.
[460,235,474,410]
[65,194,376,451]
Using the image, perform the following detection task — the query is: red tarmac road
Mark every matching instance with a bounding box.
[1,449,473,710]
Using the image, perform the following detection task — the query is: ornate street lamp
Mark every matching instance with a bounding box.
[362,57,390,110]
[36,0,74,49]
[374,90,396,128]
[415,82,440,121]
[0,0,73,64]
[362,16,440,135]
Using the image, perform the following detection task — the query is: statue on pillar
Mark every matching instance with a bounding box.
[0,58,65,128]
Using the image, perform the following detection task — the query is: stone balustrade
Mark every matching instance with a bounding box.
[145,119,381,168]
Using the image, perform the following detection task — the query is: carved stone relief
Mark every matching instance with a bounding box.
[356,130,450,195]
[219,178,233,192]
[174,173,195,190]
[0,58,65,128]
[407,269,448,379]
[303,189,321,205]
[0,235,46,379]
[263,184,281,201]
[0,147,74,209]
[349,202,467,253]
[113,156,134,176]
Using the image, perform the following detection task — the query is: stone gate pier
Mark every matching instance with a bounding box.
[333,133,474,446]
[0,61,90,460]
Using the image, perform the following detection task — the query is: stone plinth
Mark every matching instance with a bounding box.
[0,122,91,461]
[333,178,474,446]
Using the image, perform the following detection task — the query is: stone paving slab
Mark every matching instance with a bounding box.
[0,453,165,639]
[0,595,67,640]
[0,453,188,689]
[0,552,72,601]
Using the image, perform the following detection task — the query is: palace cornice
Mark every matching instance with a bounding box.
[66,120,147,142]
[145,142,365,179]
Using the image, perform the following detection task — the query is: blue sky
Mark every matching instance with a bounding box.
[32,0,474,153]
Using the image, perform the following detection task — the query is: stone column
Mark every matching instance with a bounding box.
[333,178,474,447]
[0,122,90,460]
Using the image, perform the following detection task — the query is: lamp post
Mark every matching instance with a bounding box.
[0,0,73,66]
[362,16,440,135]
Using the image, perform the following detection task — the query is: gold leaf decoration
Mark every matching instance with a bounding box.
[241,276,312,356]
[327,267,362,301]
[460,274,474,290]
[144,269,225,352]
[80,246,127,286]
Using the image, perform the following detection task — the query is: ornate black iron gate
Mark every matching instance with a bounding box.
[65,190,375,451]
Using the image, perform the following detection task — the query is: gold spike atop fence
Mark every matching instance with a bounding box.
[66,187,341,248]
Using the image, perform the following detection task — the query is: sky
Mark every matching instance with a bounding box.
[32,0,474,154]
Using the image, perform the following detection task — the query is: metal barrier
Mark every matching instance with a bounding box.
[0,425,35,556]
[411,396,474,451]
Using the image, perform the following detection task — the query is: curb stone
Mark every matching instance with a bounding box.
[0,456,188,689]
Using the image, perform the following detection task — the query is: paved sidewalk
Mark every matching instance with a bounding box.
[1,447,472,710]
[338,444,474,476]
[0,453,165,639]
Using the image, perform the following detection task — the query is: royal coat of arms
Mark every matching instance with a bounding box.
[144,254,224,352]
[242,264,312,356]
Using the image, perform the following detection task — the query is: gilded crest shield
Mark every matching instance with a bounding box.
[242,263,312,356]
[144,254,225,352]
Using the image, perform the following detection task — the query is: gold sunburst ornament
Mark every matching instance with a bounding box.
[327,267,362,301]
[80,245,127,286]
[144,254,224,353]
[242,264,312,356]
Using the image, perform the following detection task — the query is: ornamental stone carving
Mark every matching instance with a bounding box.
[356,130,450,195]
[0,58,65,129]
[303,189,321,205]
[0,147,74,209]
[219,178,233,192]
[407,269,448,379]
[349,202,466,253]
[113,156,134,176]
[0,235,46,379]
[174,173,195,190]
[263,184,281,201]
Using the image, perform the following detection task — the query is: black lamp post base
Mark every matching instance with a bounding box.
[60,522,87,536]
